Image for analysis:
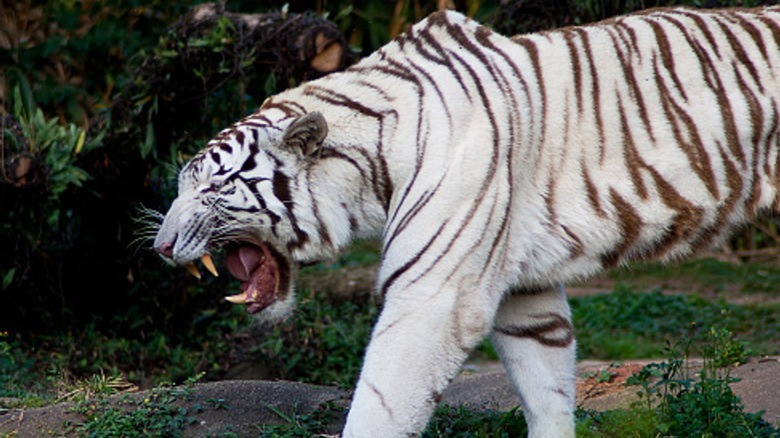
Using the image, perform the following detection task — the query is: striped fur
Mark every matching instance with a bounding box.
[155,6,780,437]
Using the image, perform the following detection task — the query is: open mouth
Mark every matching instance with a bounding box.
[184,241,289,314]
[224,241,288,313]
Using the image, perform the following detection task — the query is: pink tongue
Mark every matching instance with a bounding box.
[226,245,263,281]
[225,243,280,313]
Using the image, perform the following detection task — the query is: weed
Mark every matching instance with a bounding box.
[621,328,776,437]
[582,366,618,384]
[258,401,347,437]
[55,371,137,403]
[703,326,752,368]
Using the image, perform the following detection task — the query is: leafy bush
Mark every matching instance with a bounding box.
[1,87,102,289]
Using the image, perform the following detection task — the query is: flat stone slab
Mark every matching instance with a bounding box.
[0,380,349,437]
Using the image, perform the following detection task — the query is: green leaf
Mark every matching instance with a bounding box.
[141,124,155,159]
[2,268,15,290]
[74,129,86,154]
[158,49,178,58]
[264,72,277,96]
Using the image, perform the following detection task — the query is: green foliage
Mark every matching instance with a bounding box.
[257,402,530,437]
[258,326,776,436]
[1,86,105,311]
[579,327,777,437]
[72,376,202,437]
[256,289,378,387]
[571,285,780,359]
[0,331,16,398]
[304,239,382,272]
[1,0,203,125]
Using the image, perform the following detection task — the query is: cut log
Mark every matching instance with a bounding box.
[187,2,349,78]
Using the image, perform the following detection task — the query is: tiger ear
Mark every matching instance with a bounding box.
[282,112,328,158]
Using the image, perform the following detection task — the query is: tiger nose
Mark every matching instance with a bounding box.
[156,241,175,258]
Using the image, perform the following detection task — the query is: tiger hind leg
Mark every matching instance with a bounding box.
[490,284,576,438]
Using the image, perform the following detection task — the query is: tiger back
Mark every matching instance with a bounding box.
[154,6,780,437]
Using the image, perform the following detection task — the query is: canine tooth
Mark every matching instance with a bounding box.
[201,254,218,277]
[185,262,202,280]
[225,291,248,304]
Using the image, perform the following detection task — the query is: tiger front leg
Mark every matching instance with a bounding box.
[342,280,500,437]
[490,285,576,438]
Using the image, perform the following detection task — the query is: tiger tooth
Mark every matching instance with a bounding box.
[201,254,218,277]
[185,262,202,280]
[225,291,249,304]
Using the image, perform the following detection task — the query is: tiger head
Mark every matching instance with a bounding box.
[153,111,329,317]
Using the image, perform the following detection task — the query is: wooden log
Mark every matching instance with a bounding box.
[187,2,349,79]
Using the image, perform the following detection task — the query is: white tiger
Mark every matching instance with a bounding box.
[154,6,780,437]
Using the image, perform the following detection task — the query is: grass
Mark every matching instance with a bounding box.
[608,257,780,295]
[572,285,780,360]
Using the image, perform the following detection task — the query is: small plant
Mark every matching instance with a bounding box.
[582,366,618,384]
[623,327,775,437]
[703,325,752,369]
